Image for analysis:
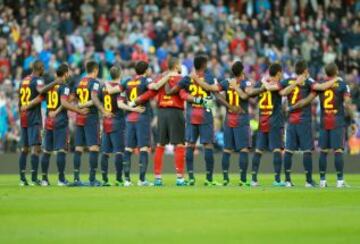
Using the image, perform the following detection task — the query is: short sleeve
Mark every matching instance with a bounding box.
[178,76,190,89]
[61,86,70,99]
[218,80,228,91]
[91,80,100,94]
[36,79,44,89]
[241,80,251,90]
[279,79,289,89]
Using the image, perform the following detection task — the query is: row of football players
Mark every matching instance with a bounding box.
[18,55,354,187]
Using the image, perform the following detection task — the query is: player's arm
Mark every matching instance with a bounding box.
[288,92,317,111]
[132,90,158,106]
[37,79,61,95]
[279,75,306,96]
[104,83,123,95]
[178,89,203,104]
[229,80,248,100]
[117,99,145,113]
[91,83,112,117]
[20,95,43,111]
[244,84,266,96]
[48,105,64,118]
[61,96,88,115]
[78,100,94,108]
[214,92,242,113]
[191,73,219,92]
[165,82,181,95]
[311,77,339,91]
[147,73,173,91]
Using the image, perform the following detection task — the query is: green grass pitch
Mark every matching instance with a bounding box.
[1,174,360,243]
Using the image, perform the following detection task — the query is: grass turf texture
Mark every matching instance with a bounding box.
[0,174,360,243]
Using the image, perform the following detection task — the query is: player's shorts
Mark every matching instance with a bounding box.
[256,127,283,151]
[43,125,69,151]
[158,108,185,145]
[185,122,213,144]
[102,119,125,153]
[74,117,100,147]
[224,124,251,151]
[20,125,42,147]
[285,122,313,151]
[319,127,345,150]
[125,117,150,148]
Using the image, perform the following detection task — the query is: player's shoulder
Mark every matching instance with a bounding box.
[241,79,252,88]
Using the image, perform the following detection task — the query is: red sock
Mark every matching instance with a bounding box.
[174,146,185,178]
[154,146,165,178]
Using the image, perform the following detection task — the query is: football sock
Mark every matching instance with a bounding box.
[334,152,344,181]
[186,147,194,180]
[284,151,293,182]
[73,151,82,181]
[139,151,148,182]
[19,151,28,181]
[89,151,99,182]
[56,151,66,182]
[30,154,39,182]
[174,146,185,178]
[204,148,214,182]
[41,152,51,181]
[123,150,132,181]
[251,152,262,182]
[303,152,313,183]
[273,151,282,183]
[114,153,123,182]
[239,151,249,182]
[319,151,328,180]
[100,154,109,182]
[221,151,231,181]
[154,146,165,178]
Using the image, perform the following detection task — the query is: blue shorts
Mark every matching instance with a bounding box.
[74,118,100,147]
[43,125,69,151]
[224,124,250,151]
[102,120,125,153]
[256,127,283,151]
[20,125,42,147]
[285,123,313,151]
[185,122,213,144]
[125,118,150,148]
[319,127,345,150]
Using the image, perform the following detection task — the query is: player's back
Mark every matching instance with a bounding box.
[101,82,125,120]
[255,80,284,132]
[74,77,99,115]
[318,78,349,129]
[19,75,44,127]
[45,84,69,127]
[157,75,184,109]
[282,77,314,124]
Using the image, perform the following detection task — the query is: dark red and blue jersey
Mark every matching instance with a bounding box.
[316,78,350,130]
[19,75,44,128]
[177,73,214,125]
[45,84,70,128]
[280,77,316,125]
[218,79,249,128]
[123,75,154,122]
[100,82,126,133]
[254,80,284,132]
[72,76,100,126]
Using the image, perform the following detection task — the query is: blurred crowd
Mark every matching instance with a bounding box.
[0,0,359,153]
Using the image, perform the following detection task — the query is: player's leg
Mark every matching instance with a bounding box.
[29,125,42,185]
[56,149,67,186]
[222,123,233,185]
[269,127,285,186]
[73,125,85,183]
[283,124,297,186]
[19,127,29,185]
[154,144,165,184]
[318,128,329,187]
[154,108,169,184]
[298,123,315,187]
[185,122,198,184]
[85,118,101,186]
[40,129,53,186]
[123,121,136,185]
[331,127,348,187]
[136,118,151,186]
[110,128,125,186]
[100,132,111,185]
[200,123,218,186]
[169,108,186,185]
[236,126,251,186]
[251,130,266,185]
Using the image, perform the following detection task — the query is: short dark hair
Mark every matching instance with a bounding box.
[85,60,99,74]
[110,66,121,80]
[269,63,282,77]
[56,63,69,77]
[168,57,179,70]
[231,61,244,77]
[32,60,44,72]
[135,61,149,75]
[325,63,338,77]
[193,55,208,70]
[295,60,307,75]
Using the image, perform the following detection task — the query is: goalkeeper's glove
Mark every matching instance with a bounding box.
[193,97,203,105]
[203,96,214,112]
